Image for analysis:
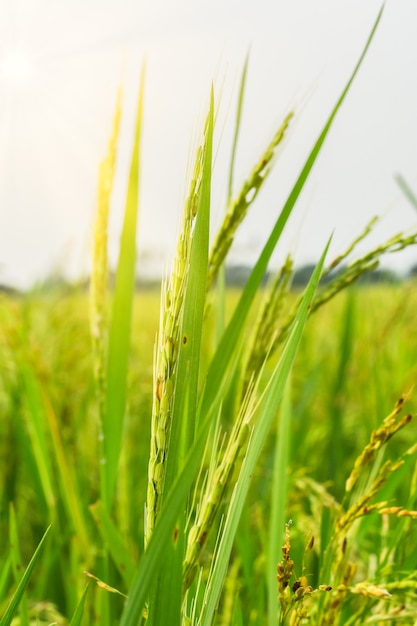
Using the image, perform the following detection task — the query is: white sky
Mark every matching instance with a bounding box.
[0,0,416,288]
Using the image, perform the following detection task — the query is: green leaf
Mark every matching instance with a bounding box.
[0,525,51,626]
[8,505,29,626]
[227,53,249,203]
[19,362,56,514]
[69,585,90,626]
[215,53,249,343]
[267,377,292,626]
[326,291,356,495]
[19,359,90,553]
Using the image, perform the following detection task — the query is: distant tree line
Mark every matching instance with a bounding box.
[2,262,417,295]
[224,263,405,288]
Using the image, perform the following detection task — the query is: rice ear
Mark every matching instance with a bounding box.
[144,104,213,548]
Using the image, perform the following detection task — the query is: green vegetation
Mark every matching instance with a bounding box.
[2,6,417,625]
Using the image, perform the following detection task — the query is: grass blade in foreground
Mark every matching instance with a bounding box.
[267,377,292,626]
[69,585,89,626]
[0,525,51,626]
[8,505,29,626]
[198,242,330,626]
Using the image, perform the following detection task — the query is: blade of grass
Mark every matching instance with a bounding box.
[326,291,356,496]
[0,557,11,606]
[227,53,249,203]
[215,54,249,346]
[0,524,51,626]
[8,505,29,626]
[267,376,292,626]
[69,585,90,626]
[19,362,56,515]
[19,360,91,555]
[198,242,329,626]
[102,67,145,510]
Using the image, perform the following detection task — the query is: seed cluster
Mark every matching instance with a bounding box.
[277,520,294,597]
[144,117,209,548]
[207,112,294,289]
[345,395,413,493]
[241,255,293,396]
[276,522,331,625]
[90,89,122,454]
[183,402,253,589]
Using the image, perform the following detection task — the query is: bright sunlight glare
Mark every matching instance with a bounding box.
[0,49,36,85]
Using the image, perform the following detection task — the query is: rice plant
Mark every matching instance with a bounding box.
[2,4,417,626]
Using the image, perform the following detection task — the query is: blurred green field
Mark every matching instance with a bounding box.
[1,282,416,624]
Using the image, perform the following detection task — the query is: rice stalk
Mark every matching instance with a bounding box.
[207,111,294,290]
[345,394,413,493]
[257,225,417,371]
[317,395,416,623]
[144,107,212,548]
[241,255,293,396]
[182,380,256,590]
[276,522,332,626]
[337,399,415,537]
[312,228,417,312]
[336,458,405,534]
[90,87,122,455]
[325,216,379,272]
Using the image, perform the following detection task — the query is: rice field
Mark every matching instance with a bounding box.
[2,7,417,625]
[1,281,417,626]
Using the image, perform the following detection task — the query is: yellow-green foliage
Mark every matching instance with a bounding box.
[1,280,417,624]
